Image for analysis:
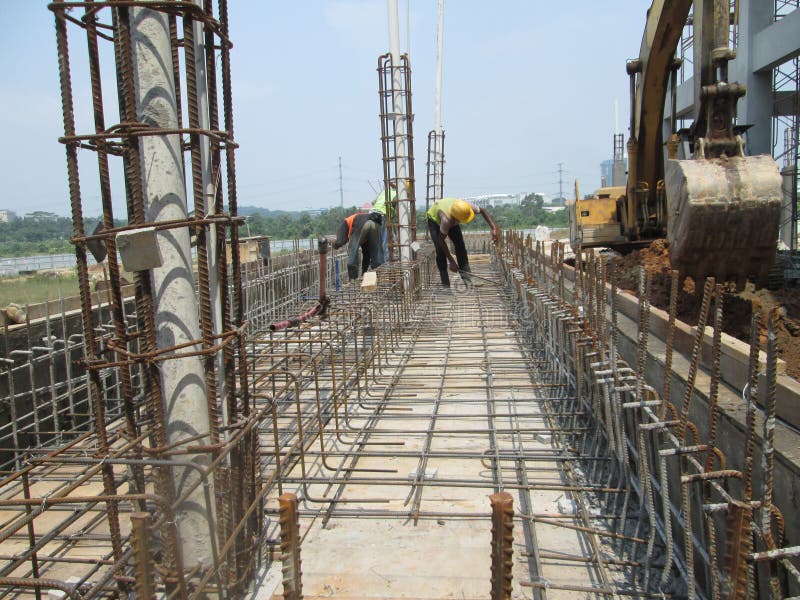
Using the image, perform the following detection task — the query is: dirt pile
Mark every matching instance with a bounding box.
[607,240,800,380]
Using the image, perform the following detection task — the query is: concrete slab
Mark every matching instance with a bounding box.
[258,263,629,598]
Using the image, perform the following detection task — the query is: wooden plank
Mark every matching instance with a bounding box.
[558,260,800,429]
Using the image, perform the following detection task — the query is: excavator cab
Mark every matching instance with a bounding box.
[568,186,627,250]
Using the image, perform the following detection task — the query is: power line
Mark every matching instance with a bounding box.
[338,156,344,208]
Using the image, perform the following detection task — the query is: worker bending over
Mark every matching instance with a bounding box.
[370,186,393,262]
[370,180,409,261]
[426,198,498,287]
[334,212,384,280]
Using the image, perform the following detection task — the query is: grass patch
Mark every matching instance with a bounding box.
[0,272,80,307]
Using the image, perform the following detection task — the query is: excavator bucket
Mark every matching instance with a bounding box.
[665,154,783,285]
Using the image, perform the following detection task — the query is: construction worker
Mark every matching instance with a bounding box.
[333,212,384,280]
[370,185,395,261]
[370,181,410,261]
[426,198,499,287]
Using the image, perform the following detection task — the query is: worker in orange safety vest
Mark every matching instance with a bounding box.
[333,212,384,280]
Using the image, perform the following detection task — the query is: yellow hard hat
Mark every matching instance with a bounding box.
[451,199,475,224]
[390,180,412,193]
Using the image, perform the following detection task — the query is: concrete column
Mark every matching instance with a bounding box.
[735,0,774,155]
[781,167,798,249]
[387,0,412,263]
[130,7,215,570]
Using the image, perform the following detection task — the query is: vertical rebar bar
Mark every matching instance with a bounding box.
[279,493,303,600]
[761,311,782,599]
[660,270,679,420]
[490,491,514,600]
[131,512,157,600]
[679,277,715,442]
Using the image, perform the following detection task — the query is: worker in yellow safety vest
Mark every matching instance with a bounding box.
[426,198,498,288]
[370,180,412,261]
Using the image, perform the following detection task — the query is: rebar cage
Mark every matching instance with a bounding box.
[377,52,417,264]
[6,1,257,596]
[425,129,445,232]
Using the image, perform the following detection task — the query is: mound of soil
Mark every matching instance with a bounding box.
[607,240,800,380]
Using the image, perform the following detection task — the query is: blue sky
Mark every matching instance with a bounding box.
[1,1,651,217]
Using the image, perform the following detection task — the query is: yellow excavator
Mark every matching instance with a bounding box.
[568,0,783,285]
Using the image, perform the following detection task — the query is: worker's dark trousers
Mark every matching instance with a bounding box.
[347,220,383,280]
[427,220,471,287]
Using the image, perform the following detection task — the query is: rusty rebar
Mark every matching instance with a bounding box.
[278,493,303,600]
[660,270,679,420]
[490,492,514,600]
[130,512,156,600]
[678,277,715,442]
[761,310,782,598]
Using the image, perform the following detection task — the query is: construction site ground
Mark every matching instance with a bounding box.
[608,240,800,380]
[253,256,626,599]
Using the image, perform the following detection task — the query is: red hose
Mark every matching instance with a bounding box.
[269,302,324,331]
[269,237,330,332]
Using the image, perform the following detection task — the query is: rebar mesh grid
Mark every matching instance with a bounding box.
[255,253,659,598]
[0,250,422,599]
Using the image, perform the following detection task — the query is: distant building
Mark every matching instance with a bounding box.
[600,158,627,187]
[600,134,628,187]
[23,211,59,222]
[466,193,524,208]
[0,209,17,223]
[600,160,614,187]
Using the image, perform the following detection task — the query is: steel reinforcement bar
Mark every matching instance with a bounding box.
[496,230,800,599]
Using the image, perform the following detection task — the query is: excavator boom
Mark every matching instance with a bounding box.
[628,0,782,284]
[626,0,692,239]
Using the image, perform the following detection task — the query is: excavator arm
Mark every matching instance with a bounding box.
[627,0,783,285]
[626,0,692,239]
